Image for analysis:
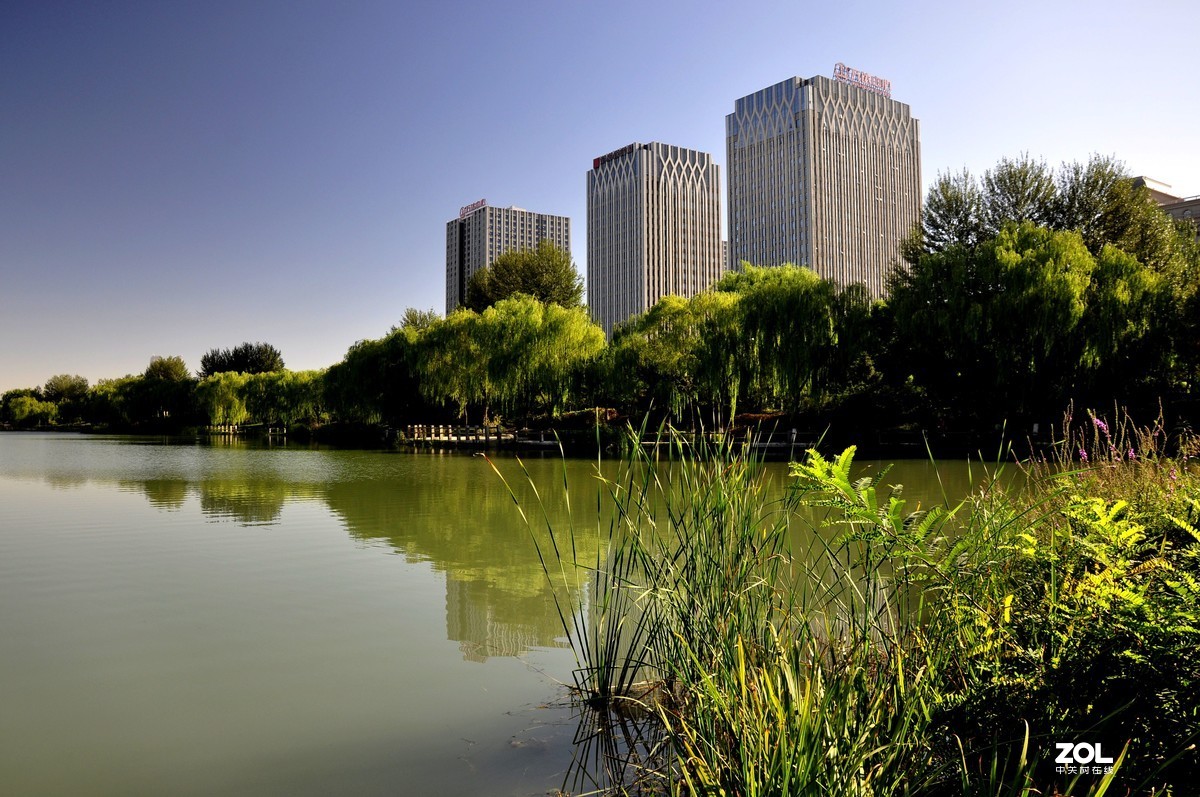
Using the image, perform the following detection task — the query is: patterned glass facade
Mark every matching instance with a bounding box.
[726,75,921,297]
[587,142,723,336]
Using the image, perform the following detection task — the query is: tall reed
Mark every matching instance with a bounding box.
[495,425,1193,795]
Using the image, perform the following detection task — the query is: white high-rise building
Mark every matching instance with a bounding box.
[726,66,921,297]
[445,200,571,313]
[587,142,723,336]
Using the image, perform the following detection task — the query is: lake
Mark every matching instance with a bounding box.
[0,433,996,795]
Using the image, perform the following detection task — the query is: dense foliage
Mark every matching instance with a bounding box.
[199,342,285,377]
[888,222,1170,425]
[511,422,1198,795]
[463,239,584,312]
[602,266,876,424]
[5,153,1199,441]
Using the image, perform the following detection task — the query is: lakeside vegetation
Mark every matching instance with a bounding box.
[4,153,1197,794]
[4,154,1199,448]
[503,414,1199,795]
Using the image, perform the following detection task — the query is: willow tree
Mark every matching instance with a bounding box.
[85,376,140,427]
[241,370,326,426]
[688,290,744,420]
[715,264,842,411]
[605,294,708,420]
[607,289,745,422]
[888,221,1169,423]
[414,310,491,423]
[479,296,604,417]
[195,372,250,425]
[7,395,57,427]
[322,308,441,426]
[412,298,602,423]
[1078,244,1172,403]
[323,337,388,424]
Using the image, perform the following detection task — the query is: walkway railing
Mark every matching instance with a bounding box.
[405,424,515,447]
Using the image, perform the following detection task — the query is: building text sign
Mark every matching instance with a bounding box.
[833,63,891,98]
[459,198,487,218]
[593,143,639,171]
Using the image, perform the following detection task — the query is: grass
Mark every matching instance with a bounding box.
[493,418,1197,796]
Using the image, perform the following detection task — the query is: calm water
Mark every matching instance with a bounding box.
[0,433,995,796]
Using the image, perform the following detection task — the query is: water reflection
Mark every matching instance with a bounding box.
[321,455,601,661]
[134,478,190,509]
[42,472,90,489]
[0,434,1025,795]
[7,436,1009,667]
[16,441,602,662]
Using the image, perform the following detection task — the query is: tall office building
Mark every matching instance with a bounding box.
[726,65,921,297]
[587,142,723,336]
[445,200,571,313]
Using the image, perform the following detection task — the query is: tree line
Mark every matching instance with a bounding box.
[5,153,1199,441]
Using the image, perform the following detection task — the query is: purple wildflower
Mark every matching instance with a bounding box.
[1127,449,1136,460]
[1079,449,1088,463]
[1093,417,1109,436]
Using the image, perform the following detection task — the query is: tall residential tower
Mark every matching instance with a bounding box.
[726,66,921,296]
[445,200,570,313]
[587,142,723,336]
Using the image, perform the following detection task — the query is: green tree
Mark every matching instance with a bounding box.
[397,307,440,332]
[907,168,984,257]
[715,264,842,411]
[2,388,42,423]
[41,374,90,424]
[144,355,191,382]
[910,154,1191,286]
[463,240,583,312]
[195,372,250,426]
[41,374,89,404]
[8,395,57,427]
[324,309,440,425]
[1052,153,1128,250]
[888,222,1167,425]
[131,356,196,424]
[84,376,140,427]
[412,298,603,423]
[199,342,285,377]
[980,154,1057,235]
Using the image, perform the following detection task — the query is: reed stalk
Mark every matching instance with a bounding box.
[496,422,1193,795]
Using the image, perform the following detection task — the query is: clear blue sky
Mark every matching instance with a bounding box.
[3,0,1197,393]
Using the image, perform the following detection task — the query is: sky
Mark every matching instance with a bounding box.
[2,0,1198,393]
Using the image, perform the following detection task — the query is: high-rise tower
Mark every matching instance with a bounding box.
[587,142,723,336]
[726,66,921,296]
[445,200,571,313]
